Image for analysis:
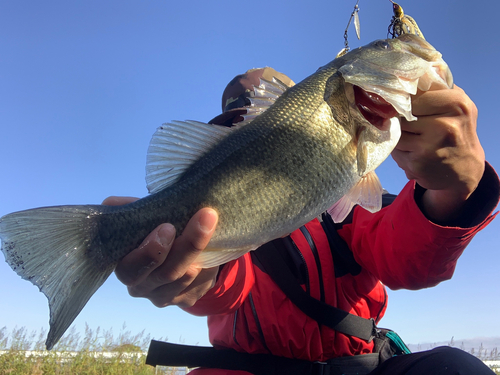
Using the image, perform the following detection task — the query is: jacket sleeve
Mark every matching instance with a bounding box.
[183,252,255,316]
[342,162,500,290]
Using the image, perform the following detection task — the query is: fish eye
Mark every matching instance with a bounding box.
[375,40,392,50]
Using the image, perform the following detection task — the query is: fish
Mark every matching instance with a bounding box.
[0,34,453,350]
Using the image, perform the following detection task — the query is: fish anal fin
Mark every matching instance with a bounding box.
[327,171,383,223]
[357,130,369,176]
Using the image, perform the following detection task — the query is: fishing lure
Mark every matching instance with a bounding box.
[387,0,425,40]
[337,0,361,57]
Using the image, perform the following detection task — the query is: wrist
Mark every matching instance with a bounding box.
[418,188,468,224]
[415,162,499,227]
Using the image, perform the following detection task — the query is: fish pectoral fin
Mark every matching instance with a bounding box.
[356,131,369,176]
[193,246,257,268]
[327,171,383,223]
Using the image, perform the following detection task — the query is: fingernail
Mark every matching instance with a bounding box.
[198,209,218,234]
[157,223,175,248]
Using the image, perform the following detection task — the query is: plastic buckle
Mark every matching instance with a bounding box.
[368,318,379,343]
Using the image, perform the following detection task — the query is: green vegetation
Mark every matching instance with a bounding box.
[0,325,179,375]
[1,326,498,374]
[0,350,157,375]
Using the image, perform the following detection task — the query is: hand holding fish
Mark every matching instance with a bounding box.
[391,85,486,223]
[103,196,219,308]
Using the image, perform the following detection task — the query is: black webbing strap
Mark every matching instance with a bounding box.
[321,212,362,277]
[253,238,376,342]
[146,340,380,375]
[147,340,326,374]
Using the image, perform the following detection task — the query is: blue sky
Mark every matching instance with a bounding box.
[1,0,499,349]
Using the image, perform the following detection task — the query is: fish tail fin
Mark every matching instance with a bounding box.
[0,205,114,350]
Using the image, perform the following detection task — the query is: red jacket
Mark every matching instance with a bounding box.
[185,164,499,375]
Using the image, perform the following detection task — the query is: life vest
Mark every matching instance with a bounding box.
[146,196,411,374]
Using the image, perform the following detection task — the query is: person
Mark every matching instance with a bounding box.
[103,67,500,374]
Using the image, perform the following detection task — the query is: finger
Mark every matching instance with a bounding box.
[411,85,465,117]
[126,208,218,295]
[397,115,449,153]
[115,223,176,286]
[127,263,199,302]
[102,196,139,206]
[394,129,420,153]
[161,208,218,280]
[173,266,219,308]
[391,148,415,181]
[398,88,471,147]
[146,266,219,308]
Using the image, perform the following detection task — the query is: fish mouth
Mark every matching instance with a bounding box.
[353,85,398,131]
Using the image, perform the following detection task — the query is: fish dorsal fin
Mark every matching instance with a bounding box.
[327,171,383,223]
[241,77,291,124]
[146,76,291,194]
[146,120,234,194]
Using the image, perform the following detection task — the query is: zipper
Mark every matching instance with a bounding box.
[232,293,271,353]
[248,292,271,353]
[375,284,388,322]
[232,309,239,346]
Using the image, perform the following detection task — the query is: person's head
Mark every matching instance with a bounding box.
[209,67,294,126]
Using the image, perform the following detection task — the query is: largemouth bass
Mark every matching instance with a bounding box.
[0,34,453,350]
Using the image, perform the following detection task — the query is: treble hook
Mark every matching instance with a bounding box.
[387,0,425,40]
